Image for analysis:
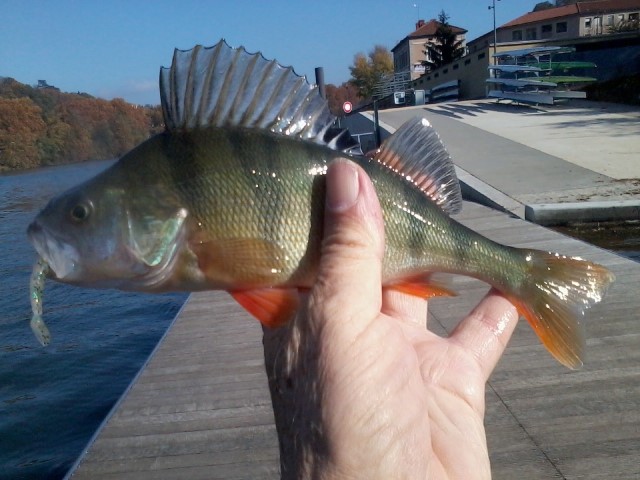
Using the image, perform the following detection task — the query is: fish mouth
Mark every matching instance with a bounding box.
[27,221,79,281]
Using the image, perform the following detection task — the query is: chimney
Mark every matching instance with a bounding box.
[415,19,425,30]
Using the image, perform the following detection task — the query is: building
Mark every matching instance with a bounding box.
[392,19,467,80]
[408,0,640,101]
[499,0,640,43]
[36,80,60,91]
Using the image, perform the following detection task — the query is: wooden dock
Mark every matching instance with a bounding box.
[68,201,639,479]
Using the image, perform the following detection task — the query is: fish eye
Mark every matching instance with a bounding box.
[70,202,92,223]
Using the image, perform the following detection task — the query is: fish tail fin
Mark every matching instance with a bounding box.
[507,251,615,369]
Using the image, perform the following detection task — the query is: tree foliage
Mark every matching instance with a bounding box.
[422,11,465,71]
[0,97,46,169]
[533,1,555,11]
[348,45,394,101]
[325,82,360,116]
[608,17,640,33]
[534,0,581,9]
[0,77,163,172]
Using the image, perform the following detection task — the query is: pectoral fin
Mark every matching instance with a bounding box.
[129,209,187,267]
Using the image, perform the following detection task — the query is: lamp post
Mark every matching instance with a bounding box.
[488,0,501,57]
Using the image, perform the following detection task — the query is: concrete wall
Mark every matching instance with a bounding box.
[409,47,490,100]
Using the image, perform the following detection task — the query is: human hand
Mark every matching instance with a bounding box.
[262,159,519,479]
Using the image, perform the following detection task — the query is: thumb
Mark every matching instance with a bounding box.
[308,159,385,334]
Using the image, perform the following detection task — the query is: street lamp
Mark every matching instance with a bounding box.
[488,0,501,57]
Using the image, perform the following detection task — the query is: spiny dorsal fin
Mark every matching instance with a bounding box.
[373,117,462,215]
[159,40,359,154]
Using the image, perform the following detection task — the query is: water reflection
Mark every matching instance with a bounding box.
[553,220,640,263]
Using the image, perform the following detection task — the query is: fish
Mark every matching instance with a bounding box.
[27,40,614,369]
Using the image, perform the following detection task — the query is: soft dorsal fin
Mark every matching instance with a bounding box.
[373,117,462,215]
[159,40,359,153]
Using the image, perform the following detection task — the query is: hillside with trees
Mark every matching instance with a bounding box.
[0,78,163,172]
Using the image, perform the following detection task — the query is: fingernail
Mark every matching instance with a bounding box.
[326,160,359,212]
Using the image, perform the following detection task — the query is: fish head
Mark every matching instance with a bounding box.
[27,170,188,290]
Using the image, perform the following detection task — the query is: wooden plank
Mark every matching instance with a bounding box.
[69,291,281,479]
[428,202,640,479]
[69,201,639,479]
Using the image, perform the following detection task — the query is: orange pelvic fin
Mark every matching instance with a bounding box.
[508,251,615,370]
[230,288,300,329]
[388,276,457,299]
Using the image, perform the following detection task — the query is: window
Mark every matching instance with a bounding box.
[512,30,523,41]
[443,68,448,74]
[606,14,614,26]
[630,13,639,21]
[585,18,592,29]
[594,16,602,33]
[525,27,537,40]
[478,52,486,60]
[556,21,567,33]
[618,14,625,22]
[541,24,553,38]
[464,58,471,65]
[453,64,459,70]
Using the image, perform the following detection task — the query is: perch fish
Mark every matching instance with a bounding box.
[27,40,614,368]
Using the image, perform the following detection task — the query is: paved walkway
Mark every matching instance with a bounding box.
[357,100,640,222]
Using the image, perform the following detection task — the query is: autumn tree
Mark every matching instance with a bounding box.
[348,45,394,100]
[0,77,162,171]
[325,82,360,116]
[422,11,465,71]
[0,97,46,170]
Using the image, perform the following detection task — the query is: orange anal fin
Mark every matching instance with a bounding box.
[230,288,300,329]
[388,278,457,299]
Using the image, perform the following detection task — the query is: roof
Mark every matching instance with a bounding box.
[410,19,467,38]
[501,0,640,28]
[392,19,467,52]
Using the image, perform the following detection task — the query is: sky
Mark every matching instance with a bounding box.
[2,0,543,106]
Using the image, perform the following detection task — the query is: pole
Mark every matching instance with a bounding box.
[373,100,381,148]
[489,0,500,58]
[493,0,497,57]
[315,67,326,99]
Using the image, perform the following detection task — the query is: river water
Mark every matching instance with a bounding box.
[0,161,187,479]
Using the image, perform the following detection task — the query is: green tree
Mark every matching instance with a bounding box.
[422,11,465,71]
[608,17,640,33]
[533,1,555,11]
[348,45,394,100]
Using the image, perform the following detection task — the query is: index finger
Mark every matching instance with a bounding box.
[449,289,519,381]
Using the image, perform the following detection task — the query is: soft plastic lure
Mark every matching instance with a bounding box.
[30,257,51,346]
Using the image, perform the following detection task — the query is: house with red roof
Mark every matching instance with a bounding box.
[392,19,467,80]
[498,0,640,43]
